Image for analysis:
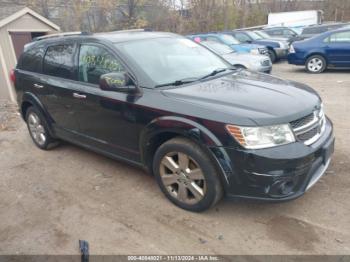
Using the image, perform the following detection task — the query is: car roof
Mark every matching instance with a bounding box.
[95,31,179,43]
[29,30,181,47]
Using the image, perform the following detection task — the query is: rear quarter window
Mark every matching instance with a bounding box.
[17,46,45,73]
[43,44,75,79]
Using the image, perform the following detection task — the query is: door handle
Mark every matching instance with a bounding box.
[73,92,87,99]
[34,83,44,89]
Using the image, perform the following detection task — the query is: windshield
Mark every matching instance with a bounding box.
[201,41,234,55]
[220,34,241,45]
[246,31,263,40]
[254,31,270,39]
[116,37,230,86]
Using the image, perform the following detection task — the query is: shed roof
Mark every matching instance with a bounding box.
[0,7,60,31]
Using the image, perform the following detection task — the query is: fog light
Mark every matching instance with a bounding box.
[279,180,294,195]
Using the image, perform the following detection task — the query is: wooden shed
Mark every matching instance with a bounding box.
[0,7,60,102]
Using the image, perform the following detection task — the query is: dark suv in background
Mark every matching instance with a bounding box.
[295,23,348,42]
[13,31,334,212]
[263,27,300,43]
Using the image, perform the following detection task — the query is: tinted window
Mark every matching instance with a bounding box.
[283,29,294,36]
[268,29,282,36]
[329,31,350,43]
[234,33,251,42]
[205,36,220,43]
[43,44,74,79]
[302,27,320,35]
[18,46,45,73]
[78,44,125,85]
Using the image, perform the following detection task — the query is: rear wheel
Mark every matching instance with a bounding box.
[306,55,326,74]
[153,137,223,212]
[26,106,59,150]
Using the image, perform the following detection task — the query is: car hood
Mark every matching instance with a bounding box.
[161,70,321,126]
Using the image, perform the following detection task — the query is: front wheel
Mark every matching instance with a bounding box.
[306,55,326,73]
[153,137,223,212]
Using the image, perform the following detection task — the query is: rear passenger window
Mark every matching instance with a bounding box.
[78,44,125,85]
[18,46,45,73]
[329,31,350,43]
[43,44,74,79]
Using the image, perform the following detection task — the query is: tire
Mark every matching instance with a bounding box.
[153,137,223,212]
[268,49,277,63]
[25,106,59,150]
[305,55,327,74]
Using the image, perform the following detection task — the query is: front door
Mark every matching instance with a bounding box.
[71,43,141,162]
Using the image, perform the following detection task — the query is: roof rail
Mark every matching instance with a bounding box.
[97,28,153,35]
[33,31,91,41]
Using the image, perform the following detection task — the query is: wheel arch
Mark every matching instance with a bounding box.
[305,52,328,64]
[140,116,234,191]
[21,92,55,136]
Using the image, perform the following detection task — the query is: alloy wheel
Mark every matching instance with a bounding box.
[307,58,324,73]
[159,152,206,205]
[27,112,46,146]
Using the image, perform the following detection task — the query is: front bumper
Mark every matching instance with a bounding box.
[211,118,334,201]
[274,48,289,59]
[288,53,306,65]
[257,65,272,74]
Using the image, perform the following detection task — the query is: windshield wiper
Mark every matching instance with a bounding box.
[199,67,236,81]
[155,78,198,88]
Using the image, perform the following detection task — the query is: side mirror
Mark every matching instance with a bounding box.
[99,72,137,93]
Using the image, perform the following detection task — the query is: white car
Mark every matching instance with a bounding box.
[200,41,272,73]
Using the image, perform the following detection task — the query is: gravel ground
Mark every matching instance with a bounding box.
[0,62,349,255]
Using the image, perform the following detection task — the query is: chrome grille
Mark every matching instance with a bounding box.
[297,126,319,141]
[290,108,325,145]
[290,113,314,129]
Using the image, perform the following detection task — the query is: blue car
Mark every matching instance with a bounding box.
[187,33,269,56]
[225,30,290,62]
[288,28,350,73]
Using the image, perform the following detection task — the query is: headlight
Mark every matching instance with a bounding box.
[250,49,260,55]
[226,124,295,149]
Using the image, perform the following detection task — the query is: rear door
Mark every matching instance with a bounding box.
[16,44,50,106]
[40,43,80,133]
[324,31,350,67]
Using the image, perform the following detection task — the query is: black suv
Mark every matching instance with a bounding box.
[13,31,335,212]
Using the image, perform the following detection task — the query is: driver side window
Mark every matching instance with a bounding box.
[78,44,125,85]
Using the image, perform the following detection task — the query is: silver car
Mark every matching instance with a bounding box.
[201,41,272,73]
